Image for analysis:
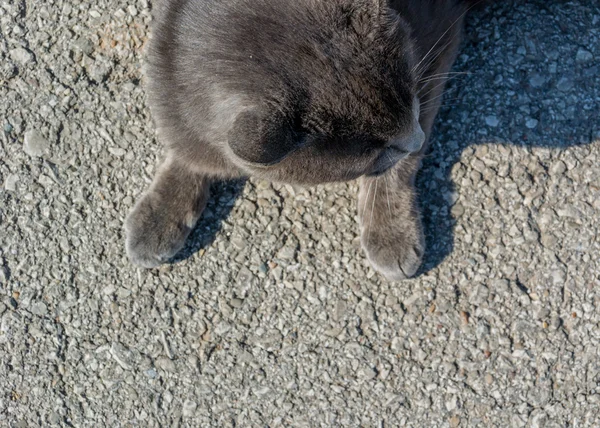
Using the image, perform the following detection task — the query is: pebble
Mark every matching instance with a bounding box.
[9,48,34,66]
[229,298,243,308]
[4,174,19,192]
[156,357,176,372]
[23,130,50,157]
[29,302,48,316]
[556,76,574,91]
[525,118,538,129]
[110,342,133,370]
[277,246,296,260]
[145,368,158,379]
[485,116,499,127]
[108,147,126,157]
[575,48,593,63]
[449,416,461,427]
[182,400,197,417]
[550,160,567,175]
[529,73,546,88]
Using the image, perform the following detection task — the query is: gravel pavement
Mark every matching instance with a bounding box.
[1,0,600,426]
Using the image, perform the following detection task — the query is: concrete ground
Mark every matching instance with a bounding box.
[1,0,599,426]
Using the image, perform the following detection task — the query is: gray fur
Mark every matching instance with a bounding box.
[126,0,473,279]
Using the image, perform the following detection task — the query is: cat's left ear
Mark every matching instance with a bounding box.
[227,109,301,166]
[347,0,392,36]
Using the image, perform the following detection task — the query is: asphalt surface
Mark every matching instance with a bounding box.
[1,0,599,426]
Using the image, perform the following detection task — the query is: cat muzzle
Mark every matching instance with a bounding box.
[391,123,426,154]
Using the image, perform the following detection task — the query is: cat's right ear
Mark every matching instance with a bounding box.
[227,109,300,166]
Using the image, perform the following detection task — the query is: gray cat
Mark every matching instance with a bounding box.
[125,0,480,280]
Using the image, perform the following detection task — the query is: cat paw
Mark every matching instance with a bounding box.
[124,193,196,269]
[361,214,425,281]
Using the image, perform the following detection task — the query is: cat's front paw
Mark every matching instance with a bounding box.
[124,193,196,269]
[361,215,425,281]
[361,224,424,281]
[359,173,425,281]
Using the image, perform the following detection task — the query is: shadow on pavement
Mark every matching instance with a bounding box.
[169,179,246,265]
[417,0,599,274]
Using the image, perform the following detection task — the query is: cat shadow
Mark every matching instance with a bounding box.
[169,180,246,264]
[416,0,598,275]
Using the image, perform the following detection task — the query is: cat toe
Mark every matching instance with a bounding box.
[124,195,191,269]
[367,244,423,281]
[361,227,425,281]
[125,234,174,269]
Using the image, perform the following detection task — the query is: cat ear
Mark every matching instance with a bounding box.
[228,109,299,166]
[344,0,389,36]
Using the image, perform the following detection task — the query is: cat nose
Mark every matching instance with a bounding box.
[389,123,425,154]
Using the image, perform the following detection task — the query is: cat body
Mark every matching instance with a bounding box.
[126,0,475,280]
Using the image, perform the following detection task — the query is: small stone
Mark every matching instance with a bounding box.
[230,298,243,308]
[48,412,61,425]
[23,130,50,157]
[277,246,296,260]
[576,48,593,63]
[0,265,9,283]
[1,62,16,80]
[73,37,95,55]
[550,160,567,175]
[30,302,48,316]
[529,73,546,88]
[108,147,126,157]
[445,396,457,411]
[460,311,470,326]
[145,368,158,379]
[556,205,582,219]
[156,357,176,372]
[182,400,197,417]
[230,235,246,250]
[529,411,548,428]
[485,116,499,127]
[449,416,460,427]
[540,233,558,249]
[9,47,34,66]
[110,342,133,370]
[4,174,19,192]
[88,62,112,83]
[128,5,138,16]
[360,367,377,380]
[556,77,574,92]
[525,118,538,129]
[443,190,459,206]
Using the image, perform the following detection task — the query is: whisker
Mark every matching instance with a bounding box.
[416,39,453,80]
[420,71,471,81]
[367,178,378,247]
[419,72,471,85]
[412,0,483,77]
[384,173,392,220]
[418,72,467,100]
[420,95,463,108]
[421,102,464,114]
[418,80,449,98]
[362,179,374,219]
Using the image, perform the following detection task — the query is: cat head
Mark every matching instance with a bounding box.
[219,0,424,184]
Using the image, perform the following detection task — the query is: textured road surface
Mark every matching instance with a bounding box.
[1,0,599,426]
